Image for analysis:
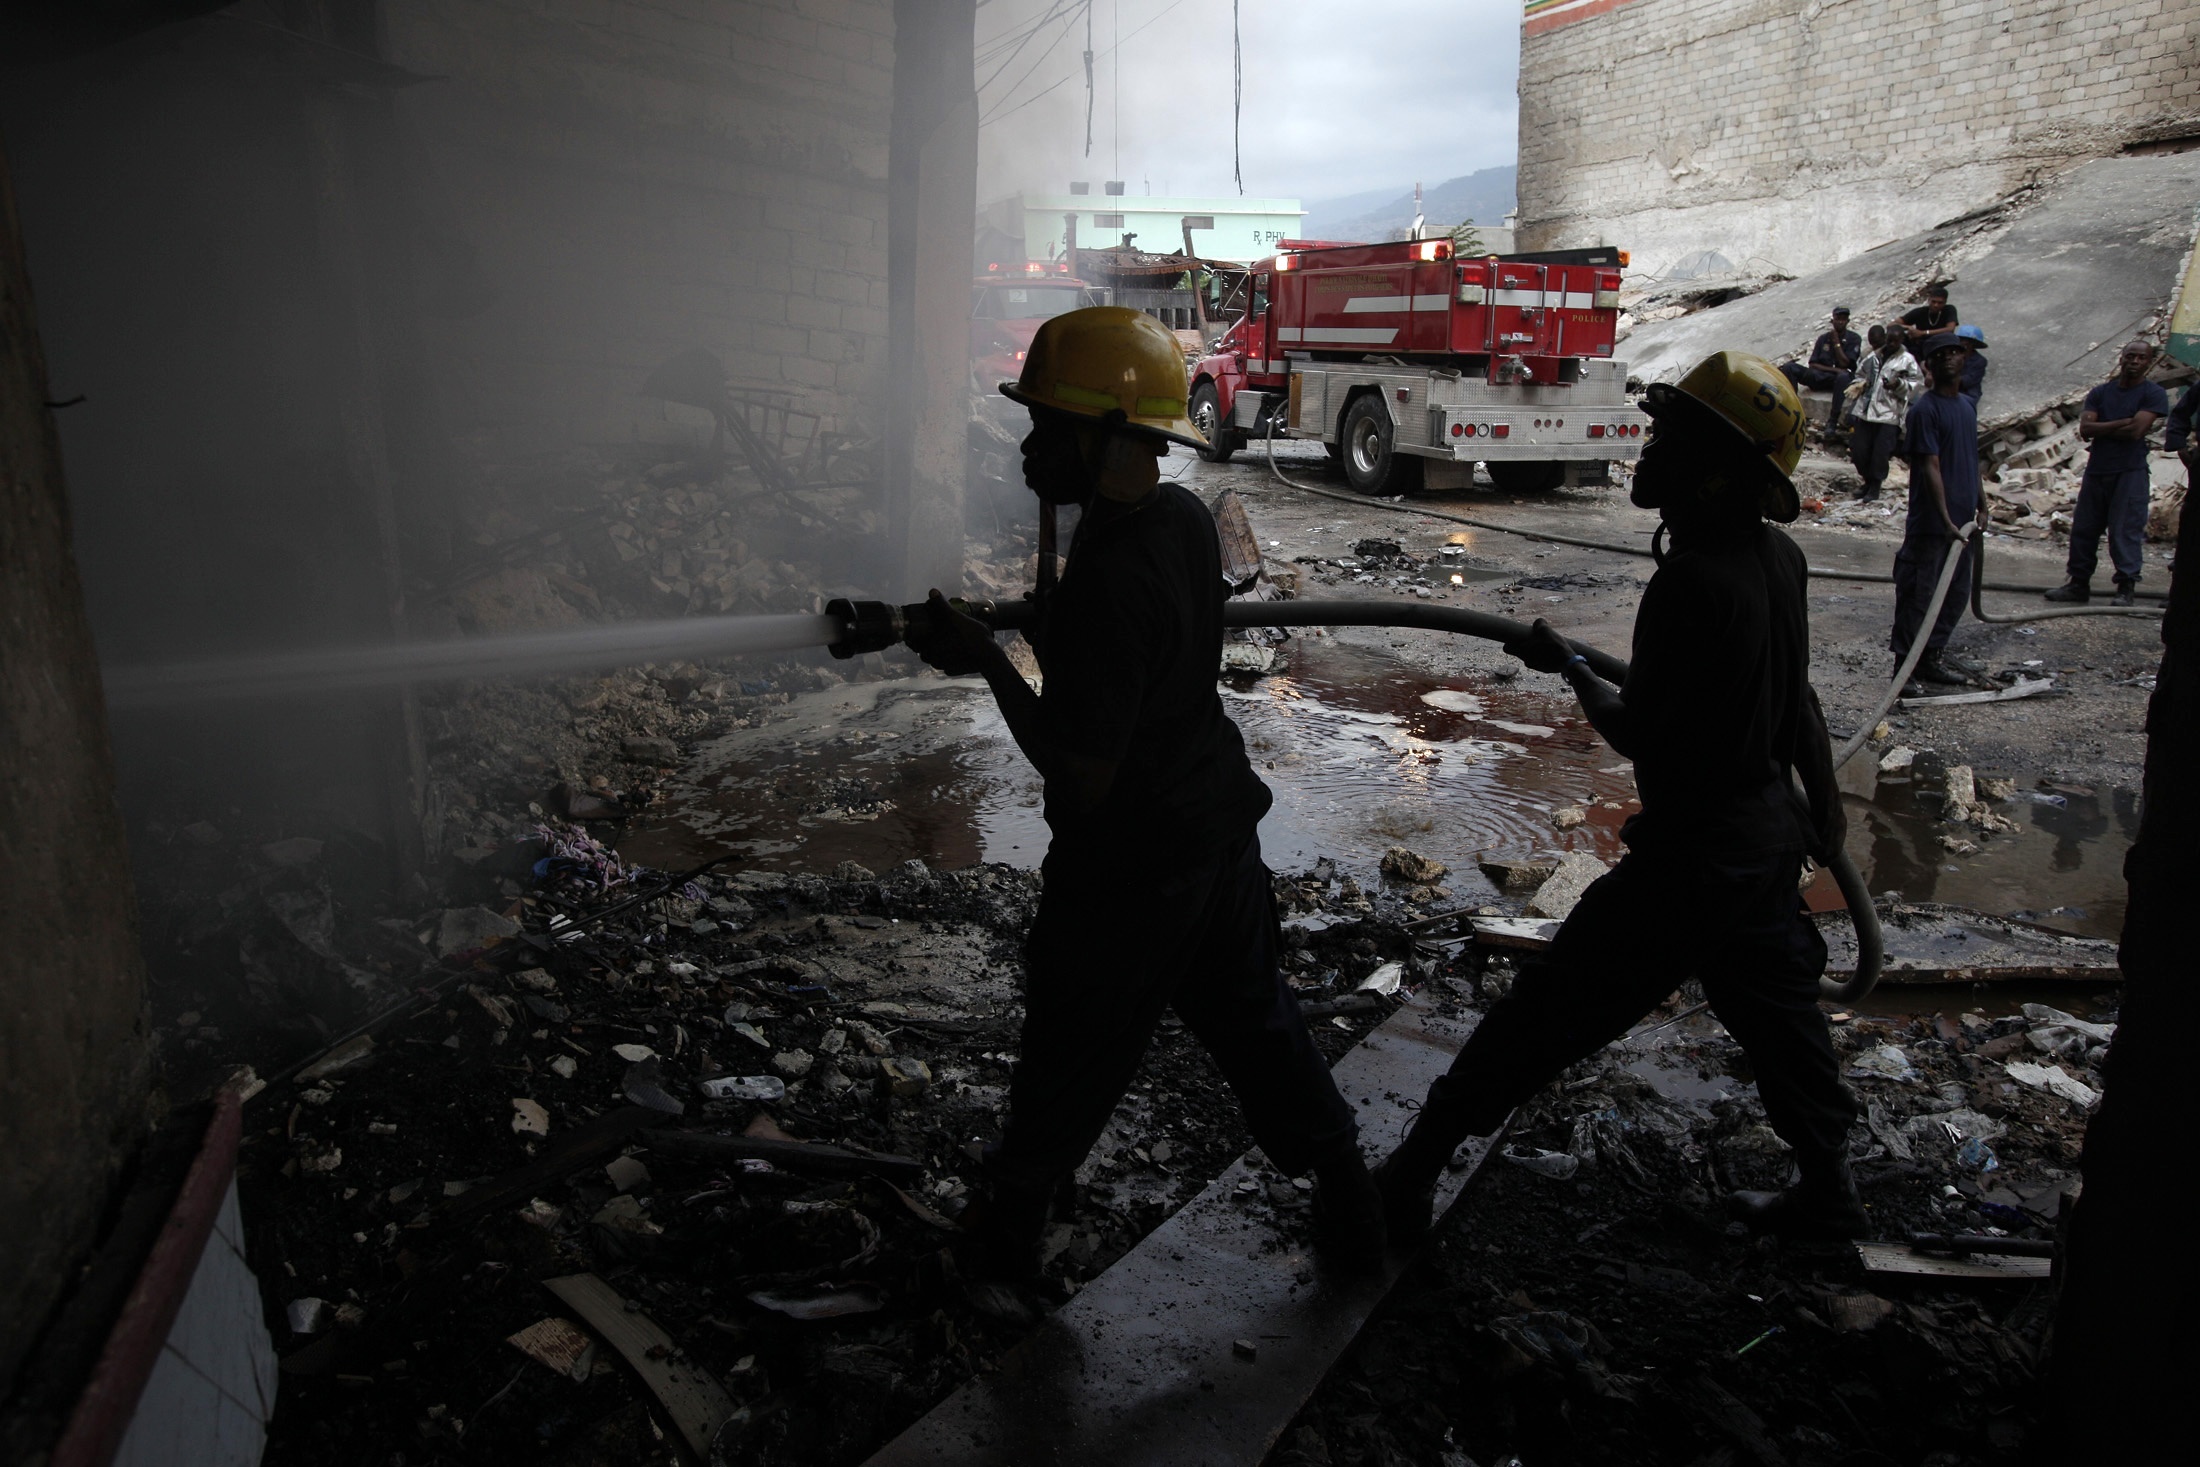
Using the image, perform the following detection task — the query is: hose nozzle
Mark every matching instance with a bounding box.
[824,599,908,659]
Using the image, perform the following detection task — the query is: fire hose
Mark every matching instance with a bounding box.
[827,592,1885,1003]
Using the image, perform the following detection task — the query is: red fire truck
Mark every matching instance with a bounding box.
[1187,239,1647,494]
[971,262,1109,387]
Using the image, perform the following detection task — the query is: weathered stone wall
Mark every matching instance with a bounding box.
[1518,0,2200,279]
[0,137,153,1398]
[385,0,898,450]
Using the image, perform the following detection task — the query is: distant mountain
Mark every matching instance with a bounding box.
[1300,165,1517,242]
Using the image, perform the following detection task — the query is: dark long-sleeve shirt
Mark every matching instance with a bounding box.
[1615,522,1833,856]
[1810,329,1862,372]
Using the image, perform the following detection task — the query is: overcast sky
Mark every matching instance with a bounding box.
[974,0,1521,208]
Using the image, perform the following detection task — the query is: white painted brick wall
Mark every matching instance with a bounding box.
[1520,0,2200,277]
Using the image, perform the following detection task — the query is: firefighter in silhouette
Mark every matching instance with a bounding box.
[911,307,1385,1279]
[1375,352,1865,1242]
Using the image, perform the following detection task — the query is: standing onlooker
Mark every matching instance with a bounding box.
[1848,325,1923,501]
[1901,284,1959,338]
[1779,306,1862,437]
[2048,341,2169,607]
[1891,334,1985,691]
[1956,323,1988,405]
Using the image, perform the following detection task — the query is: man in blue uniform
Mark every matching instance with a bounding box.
[1372,353,1861,1243]
[1779,306,1862,437]
[913,307,1383,1281]
[1892,335,1986,690]
[2048,341,2170,607]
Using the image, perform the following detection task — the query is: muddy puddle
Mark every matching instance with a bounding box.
[622,637,1632,882]
[623,637,2138,946]
[1843,773,2138,941]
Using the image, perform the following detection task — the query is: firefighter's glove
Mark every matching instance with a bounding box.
[1505,618,1575,676]
[907,589,996,678]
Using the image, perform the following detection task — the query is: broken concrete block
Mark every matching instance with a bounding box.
[1878,745,1916,774]
[621,735,679,764]
[1379,846,1446,884]
[435,906,520,956]
[1524,851,1608,919]
[1550,805,1588,831]
[880,1056,931,1098]
[1478,856,1558,890]
[771,1048,815,1078]
[511,1098,551,1136]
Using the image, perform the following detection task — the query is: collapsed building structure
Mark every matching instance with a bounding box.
[1518,0,2200,281]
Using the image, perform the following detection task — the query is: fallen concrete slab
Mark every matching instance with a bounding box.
[864,990,1493,1467]
[1622,151,2200,431]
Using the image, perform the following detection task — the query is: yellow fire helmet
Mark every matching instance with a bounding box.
[1642,350,1807,522]
[1002,305,1206,449]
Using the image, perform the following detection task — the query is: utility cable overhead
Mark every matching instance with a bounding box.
[977,0,1079,92]
[978,2,1088,124]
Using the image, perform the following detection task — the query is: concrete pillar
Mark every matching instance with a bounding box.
[885,0,978,599]
[0,132,154,1397]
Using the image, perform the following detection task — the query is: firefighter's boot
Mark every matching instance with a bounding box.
[1370,1105,1470,1246]
[2111,577,2137,607]
[1312,1150,1388,1275]
[1729,1152,1869,1241]
[2044,578,2091,604]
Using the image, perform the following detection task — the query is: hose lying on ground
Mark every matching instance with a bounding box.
[1255,424,2170,602]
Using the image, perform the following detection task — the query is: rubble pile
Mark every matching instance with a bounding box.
[242,840,1428,1466]
[1280,980,2111,1465]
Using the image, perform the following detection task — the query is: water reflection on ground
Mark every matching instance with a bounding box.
[623,638,2136,943]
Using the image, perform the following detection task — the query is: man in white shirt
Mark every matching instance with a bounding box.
[1846,325,1923,501]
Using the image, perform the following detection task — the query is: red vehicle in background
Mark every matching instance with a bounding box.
[1187,239,1645,494]
[972,262,1109,385]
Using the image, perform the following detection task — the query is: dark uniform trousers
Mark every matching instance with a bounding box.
[1779,363,1853,431]
[990,830,1359,1191]
[1890,531,1974,661]
[1409,846,1855,1163]
[2066,467,2150,586]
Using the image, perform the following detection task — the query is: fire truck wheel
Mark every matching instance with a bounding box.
[1189,383,1235,463]
[1488,459,1566,494]
[1340,394,1422,495]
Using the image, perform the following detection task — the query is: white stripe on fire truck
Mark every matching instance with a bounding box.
[1488,289,1598,309]
[1275,327,1399,345]
[1339,294,1453,314]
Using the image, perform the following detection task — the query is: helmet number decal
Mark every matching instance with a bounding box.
[1753,381,1778,413]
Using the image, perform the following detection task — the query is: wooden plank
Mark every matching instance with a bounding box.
[864,990,1497,1467]
[642,1130,925,1183]
[542,1273,736,1459]
[1855,1243,2051,1281]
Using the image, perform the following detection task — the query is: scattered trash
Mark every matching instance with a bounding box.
[2004,1059,2101,1108]
[604,1154,650,1193]
[510,1098,550,1135]
[747,1284,886,1320]
[610,1043,657,1063]
[1731,1324,1784,1357]
[506,1316,597,1381]
[542,1274,736,1458]
[286,1298,328,1335]
[697,1074,786,1102]
[621,1057,686,1114]
[880,1056,931,1098]
[295,1034,374,1084]
[1847,1044,1920,1082]
[1356,961,1405,996]
[1501,1146,1581,1180]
